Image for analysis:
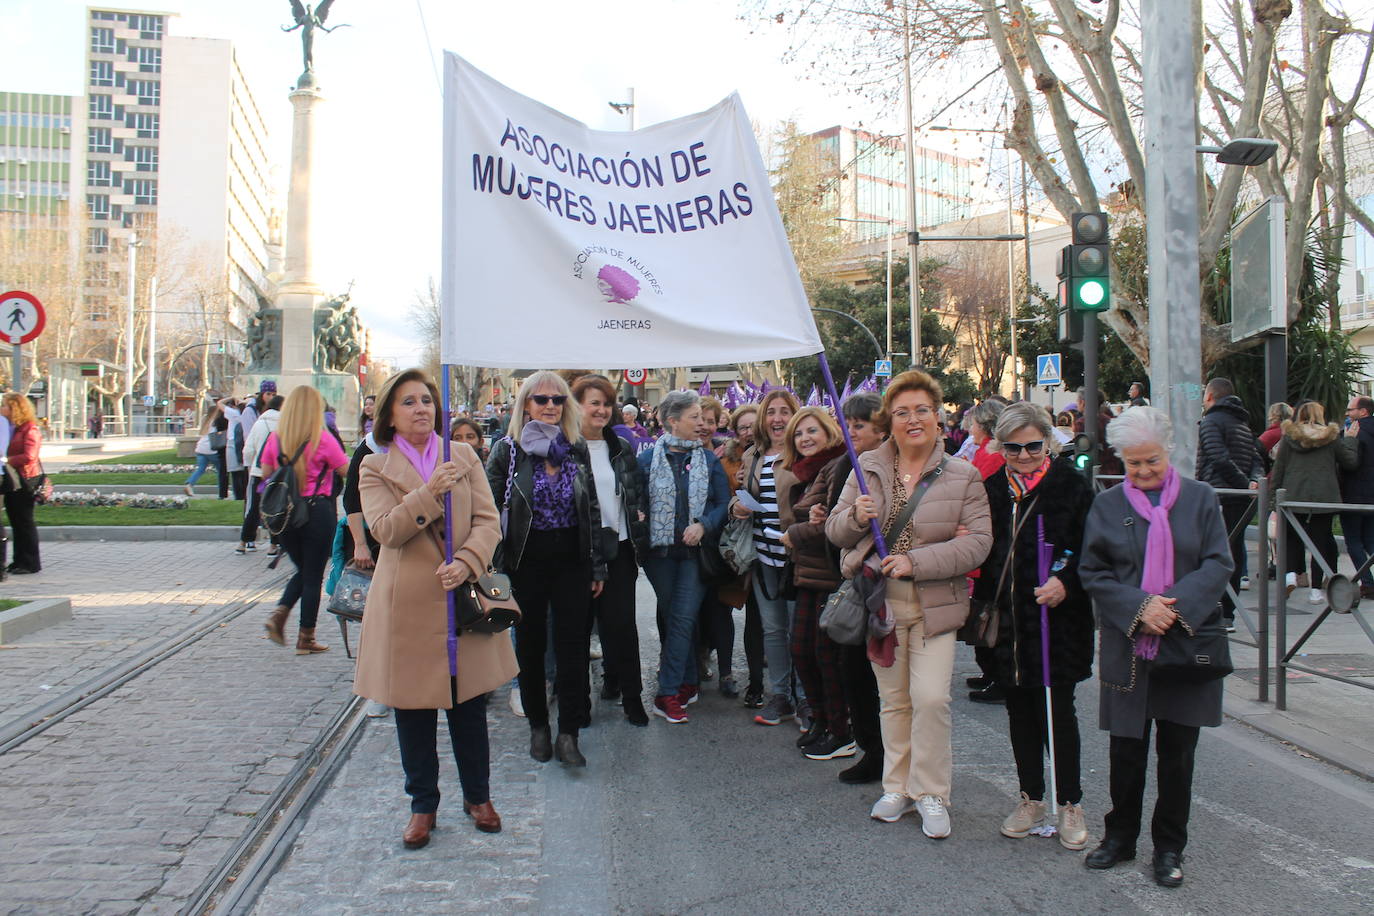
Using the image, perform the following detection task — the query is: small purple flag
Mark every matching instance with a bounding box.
[839,375,853,405]
[806,385,821,406]
[698,375,711,396]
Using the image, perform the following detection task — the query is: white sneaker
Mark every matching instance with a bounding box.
[509,687,526,718]
[589,636,603,660]
[364,700,390,718]
[1240,575,1251,591]
[870,792,915,823]
[916,795,951,839]
[1309,588,1325,604]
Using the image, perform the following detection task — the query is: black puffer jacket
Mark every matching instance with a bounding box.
[1196,395,1263,490]
[599,431,651,562]
[486,435,607,580]
[973,458,1096,688]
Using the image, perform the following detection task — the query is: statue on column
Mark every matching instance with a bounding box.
[282,1,348,79]
[246,303,282,372]
[312,291,364,372]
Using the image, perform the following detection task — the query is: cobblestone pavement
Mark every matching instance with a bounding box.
[0,542,283,725]
[251,577,1374,915]
[0,542,357,914]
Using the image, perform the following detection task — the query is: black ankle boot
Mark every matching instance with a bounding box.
[530,725,553,762]
[554,733,586,767]
[837,750,883,784]
[623,696,648,726]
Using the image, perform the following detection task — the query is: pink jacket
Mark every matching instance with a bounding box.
[259,431,347,496]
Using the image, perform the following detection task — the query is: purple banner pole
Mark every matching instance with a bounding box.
[442,364,458,678]
[816,351,888,557]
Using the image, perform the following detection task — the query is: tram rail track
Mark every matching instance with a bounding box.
[0,573,289,756]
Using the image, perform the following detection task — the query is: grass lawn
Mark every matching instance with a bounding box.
[0,599,23,612]
[89,448,198,466]
[36,500,244,526]
[52,471,216,486]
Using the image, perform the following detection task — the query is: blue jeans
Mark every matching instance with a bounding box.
[184,454,213,486]
[1341,511,1374,587]
[644,553,706,697]
[753,563,799,703]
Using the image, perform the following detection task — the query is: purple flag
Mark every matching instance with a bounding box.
[806,385,821,406]
[698,375,711,396]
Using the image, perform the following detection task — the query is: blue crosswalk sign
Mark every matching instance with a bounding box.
[1036,353,1062,387]
[874,359,893,378]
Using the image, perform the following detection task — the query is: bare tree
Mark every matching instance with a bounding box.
[766,120,845,294]
[745,0,1374,362]
[937,244,1011,393]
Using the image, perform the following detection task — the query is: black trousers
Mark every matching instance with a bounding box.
[1220,496,1252,617]
[838,642,881,754]
[394,690,490,813]
[743,589,764,692]
[214,448,228,499]
[698,591,736,679]
[276,497,336,629]
[230,468,248,502]
[1286,512,1338,588]
[1104,719,1201,854]
[1004,684,1083,805]
[591,542,644,704]
[974,644,997,683]
[3,487,39,572]
[510,528,593,736]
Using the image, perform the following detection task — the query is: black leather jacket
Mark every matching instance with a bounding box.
[486,435,607,580]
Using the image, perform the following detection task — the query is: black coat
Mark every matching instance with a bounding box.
[1196,396,1263,490]
[974,458,1096,688]
[1340,415,1374,504]
[485,435,607,580]
[599,431,651,562]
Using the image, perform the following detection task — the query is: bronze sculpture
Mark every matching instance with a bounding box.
[282,0,347,79]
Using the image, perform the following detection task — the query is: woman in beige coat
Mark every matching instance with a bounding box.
[355,369,518,850]
[826,370,992,840]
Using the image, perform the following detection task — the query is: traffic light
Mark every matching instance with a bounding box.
[1069,211,1110,312]
[1057,279,1083,345]
[1071,432,1093,476]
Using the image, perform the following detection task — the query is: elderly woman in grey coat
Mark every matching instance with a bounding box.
[1078,407,1233,888]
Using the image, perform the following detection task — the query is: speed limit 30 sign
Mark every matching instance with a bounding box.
[622,368,647,386]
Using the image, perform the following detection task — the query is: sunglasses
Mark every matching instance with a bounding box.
[529,394,568,406]
[1001,440,1046,456]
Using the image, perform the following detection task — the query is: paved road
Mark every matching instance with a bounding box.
[257,577,1374,915]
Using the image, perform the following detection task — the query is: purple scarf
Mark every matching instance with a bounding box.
[520,420,572,465]
[1121,465,1181,659]
[394,432,440,483]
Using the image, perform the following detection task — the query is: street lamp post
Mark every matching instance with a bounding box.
[124,232,142,433]
[902,2,920,367]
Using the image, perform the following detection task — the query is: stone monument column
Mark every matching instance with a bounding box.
[275,79,326,394]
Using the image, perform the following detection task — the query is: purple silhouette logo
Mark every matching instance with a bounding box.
[596,264,640,304]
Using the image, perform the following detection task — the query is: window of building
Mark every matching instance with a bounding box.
[91,27,115,54]
[129,112,159,138]
[88,127,113,153]
[89,94,114,121]
[88,160,112,187]
[129,179,157,205]
[90,60,115,87]
[132,46,161,73]
[88,227,109,253]
[86,296,111,322]
[128,79,160,106]
[133,15,164,39]
[130,145,158,172]
[87,194,110,219]
[85,260,109,285]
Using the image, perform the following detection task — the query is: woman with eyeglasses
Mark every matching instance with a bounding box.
[826,370,992,839]
[972,401,1095,851]
[487,371,607,768]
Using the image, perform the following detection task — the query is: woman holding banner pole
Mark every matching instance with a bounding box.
[487,371,607,768]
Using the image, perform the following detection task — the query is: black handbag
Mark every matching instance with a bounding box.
[1150,621,1234,683]
[958,493,1040,648]
[454,569,522,634]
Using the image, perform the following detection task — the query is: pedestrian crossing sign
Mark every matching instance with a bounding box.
[1036,353,1062,387]
[874,359,892,377]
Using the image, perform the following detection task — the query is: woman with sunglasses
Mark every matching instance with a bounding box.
[487,371,607,768]
[972,401,1095,851]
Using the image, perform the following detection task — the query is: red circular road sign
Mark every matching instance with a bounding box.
[1,291,45,345]
[622,368,647,386]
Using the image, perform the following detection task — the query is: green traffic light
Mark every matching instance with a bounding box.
[1078,279,1107,308]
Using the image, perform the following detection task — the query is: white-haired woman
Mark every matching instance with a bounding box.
[637,390,730,724]
[487,371,607,768]
[1078,407,1232,888]
[973,401,1095,850]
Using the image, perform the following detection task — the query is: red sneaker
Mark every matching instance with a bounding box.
[653,694,688,724]
[677,684,699,707]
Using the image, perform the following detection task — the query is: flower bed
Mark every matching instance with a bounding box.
[44,491,190,509]
[62,464,194,474]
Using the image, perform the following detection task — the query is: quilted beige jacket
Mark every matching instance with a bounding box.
[825,438,992,637]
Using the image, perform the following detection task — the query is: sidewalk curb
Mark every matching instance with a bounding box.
[0,597,73,643]
[38,526,239,542]
[1224,695,1374,782]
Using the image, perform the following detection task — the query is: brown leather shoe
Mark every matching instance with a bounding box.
[295,627,330,655]
[264,605,290,646]
[402,812,435,849]
[463,800,501,834]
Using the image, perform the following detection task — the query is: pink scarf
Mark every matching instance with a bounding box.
[394,432,440,483]
[1121,465,1181,659]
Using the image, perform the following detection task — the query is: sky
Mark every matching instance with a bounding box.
[0,0,899,368]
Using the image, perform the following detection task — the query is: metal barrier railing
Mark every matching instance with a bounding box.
[1095,475,1271,703]
[1273,490,1374,710]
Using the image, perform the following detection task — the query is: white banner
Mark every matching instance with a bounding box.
[440,53,822,369]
